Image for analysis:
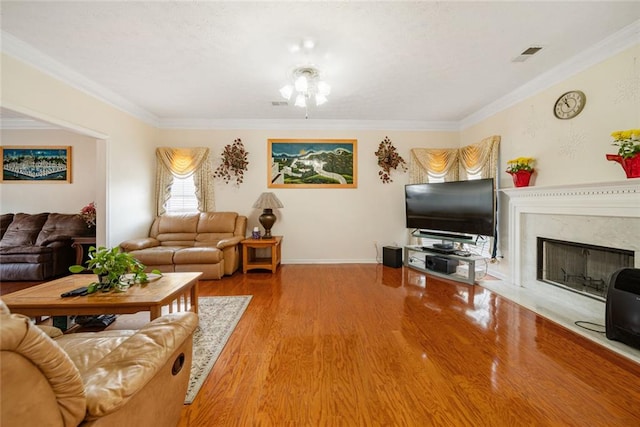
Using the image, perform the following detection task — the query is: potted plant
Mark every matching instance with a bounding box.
[69,246,160,293]
[506,157,535,187]
[375,136,407,183]
[606,129,640,178]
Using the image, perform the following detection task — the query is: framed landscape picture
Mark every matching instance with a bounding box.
[1,146,72,183]
[268,139,357,188]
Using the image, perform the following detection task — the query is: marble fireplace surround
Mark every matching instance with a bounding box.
[490,179,640,362]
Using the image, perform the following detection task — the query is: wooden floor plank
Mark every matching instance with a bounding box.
[178,264,640,426]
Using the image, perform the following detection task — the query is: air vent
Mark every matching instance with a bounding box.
[521,46,542,56]
[512,46,543,63]
[271,101,288,106]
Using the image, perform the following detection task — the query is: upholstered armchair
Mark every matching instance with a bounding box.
[0,300,198,427]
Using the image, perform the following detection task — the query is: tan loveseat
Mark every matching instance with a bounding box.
[120,212,247,280]
[0,300,198,427]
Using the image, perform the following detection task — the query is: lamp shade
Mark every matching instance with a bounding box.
[252,192,284,209]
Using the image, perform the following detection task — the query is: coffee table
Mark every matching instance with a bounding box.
[2,272,201,321]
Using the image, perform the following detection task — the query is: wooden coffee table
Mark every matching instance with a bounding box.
[2,272,201,321]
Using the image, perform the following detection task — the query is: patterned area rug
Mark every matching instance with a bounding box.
[185,295,252,404]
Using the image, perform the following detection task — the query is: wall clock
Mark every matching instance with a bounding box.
[554,90,586,120]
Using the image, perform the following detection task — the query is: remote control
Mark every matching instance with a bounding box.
[61,286,89,297]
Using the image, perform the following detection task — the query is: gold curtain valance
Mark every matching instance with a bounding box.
[409,135,500,184]
[156,147,209,178]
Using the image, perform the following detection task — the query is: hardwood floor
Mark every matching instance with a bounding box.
[179,264,640,426]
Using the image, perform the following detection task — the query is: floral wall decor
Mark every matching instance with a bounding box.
[213,138,249,185]
[375,136,407,183]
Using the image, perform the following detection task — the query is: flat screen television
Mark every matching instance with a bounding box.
[405,178,495,238]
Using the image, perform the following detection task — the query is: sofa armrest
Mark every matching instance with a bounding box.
[216,236,243,249]
[120,237,160,251]
[82,311,198,418]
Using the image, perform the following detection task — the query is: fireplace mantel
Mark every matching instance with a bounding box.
[499,179,640,286]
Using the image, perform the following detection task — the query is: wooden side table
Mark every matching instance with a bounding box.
[71,236,96,265]
[241,236,282,273]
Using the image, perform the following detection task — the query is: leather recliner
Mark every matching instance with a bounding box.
[0,299,198,427]
[120,212,247,280]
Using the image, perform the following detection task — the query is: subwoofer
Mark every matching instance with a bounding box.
[605,267,640,349]
[383,246,402,268]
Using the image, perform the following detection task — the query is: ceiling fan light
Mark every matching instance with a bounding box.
[279,85,293,100]
[317,81,331,96]
[315,94,327,106]
[294,94,306,107]
[294,75,308,92]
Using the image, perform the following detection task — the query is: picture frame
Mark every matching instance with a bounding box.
[1,146,72,183]
[268,139,357,188]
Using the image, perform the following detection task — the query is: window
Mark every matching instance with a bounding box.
[165,175,198,214]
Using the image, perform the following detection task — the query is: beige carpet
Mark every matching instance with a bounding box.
[184,296,252,403]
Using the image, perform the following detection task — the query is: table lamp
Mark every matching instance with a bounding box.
[252,192,284,239]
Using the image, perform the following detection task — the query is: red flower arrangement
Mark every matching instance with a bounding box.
[80,202,96,227]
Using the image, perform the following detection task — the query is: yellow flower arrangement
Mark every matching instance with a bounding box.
[611,128,640,159]
[506,157,535,173]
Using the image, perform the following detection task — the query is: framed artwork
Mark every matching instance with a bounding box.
[268,139,357,188]
[1,146,72,183]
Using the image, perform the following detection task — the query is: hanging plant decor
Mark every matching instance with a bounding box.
[214,138,249,185]
[375,136,407,183]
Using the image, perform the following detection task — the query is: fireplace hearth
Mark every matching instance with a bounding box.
[537,238,634,300]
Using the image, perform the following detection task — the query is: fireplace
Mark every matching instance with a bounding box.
[536,237,635,300]
[500,180,640,289]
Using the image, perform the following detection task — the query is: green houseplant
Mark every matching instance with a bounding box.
[69,246,160,293]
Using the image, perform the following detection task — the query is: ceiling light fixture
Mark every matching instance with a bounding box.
[279,66,331,119]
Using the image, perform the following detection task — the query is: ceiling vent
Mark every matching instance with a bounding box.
[271,101,288,106]
[512,46,543,63]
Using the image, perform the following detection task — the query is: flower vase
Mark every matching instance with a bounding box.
[606,154,640,178]
[509,170,533,187]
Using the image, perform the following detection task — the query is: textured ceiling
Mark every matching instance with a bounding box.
[1,1,639,126]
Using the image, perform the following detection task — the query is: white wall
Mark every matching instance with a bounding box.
[156,129,459,263]
[0,129,97,214]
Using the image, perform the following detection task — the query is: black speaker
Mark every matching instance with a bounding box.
[605,268,640,349]
[383,246,403,268]
[425,255,458,274]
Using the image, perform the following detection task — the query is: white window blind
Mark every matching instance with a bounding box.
[165,175,199,214]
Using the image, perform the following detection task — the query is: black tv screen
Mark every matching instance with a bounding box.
[405,178,495,237]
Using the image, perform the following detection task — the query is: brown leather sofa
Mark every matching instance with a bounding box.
[0,299,198,427]
[120,212,247,280]
[0,213,95,281]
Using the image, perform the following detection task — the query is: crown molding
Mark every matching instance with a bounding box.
[460,19,640,130]
[158,118,459,131]
[0,118,59,130]
[2,18,638,133]
[1,31,159,127]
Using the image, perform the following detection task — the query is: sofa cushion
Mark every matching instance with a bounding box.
[0,246,53,263]
[157,214,199,234]
[0,214,14,239]
[36,213,93,246]
[173,247,223,264]
[128,247,178,265]
[0,213,49,247]
[197,212,238,233]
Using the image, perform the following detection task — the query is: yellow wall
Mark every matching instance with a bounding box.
[0,129,97,214]
[1,53,158,246]
[2,44,638,265]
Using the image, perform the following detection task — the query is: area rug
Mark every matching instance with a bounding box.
[185,295,252,404]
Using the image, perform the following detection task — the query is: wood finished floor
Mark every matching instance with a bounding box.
[178,264,640,426]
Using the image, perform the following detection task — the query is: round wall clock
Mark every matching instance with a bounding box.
[554,90,586,120]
